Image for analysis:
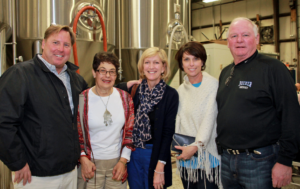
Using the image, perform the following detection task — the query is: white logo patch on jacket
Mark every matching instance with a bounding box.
[238,81,252,89]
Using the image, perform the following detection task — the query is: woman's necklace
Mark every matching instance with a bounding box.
[95,87,113,126]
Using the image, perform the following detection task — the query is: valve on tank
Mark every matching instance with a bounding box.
[166,3,186,48]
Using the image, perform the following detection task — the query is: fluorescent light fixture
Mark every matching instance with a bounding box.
[203,0,219,3]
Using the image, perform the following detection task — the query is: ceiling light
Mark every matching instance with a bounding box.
[203,0,219,3]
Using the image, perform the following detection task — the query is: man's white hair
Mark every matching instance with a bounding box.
[226,17,258,38]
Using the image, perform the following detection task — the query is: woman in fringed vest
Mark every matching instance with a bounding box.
[174,41,222,189]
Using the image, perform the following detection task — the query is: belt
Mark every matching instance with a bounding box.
[225,148,262,155]
[219,142,279,155]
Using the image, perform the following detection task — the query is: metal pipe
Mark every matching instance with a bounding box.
[11,0,17,65]
[0,161,12,189]
[72,5,107,74]
[273,0,279,54]
[212,3,215,40]
[295,0,300,82]
[118,0,123,81]
[188,0,191,38]
[0,24,7,76]
[32,40,42,57]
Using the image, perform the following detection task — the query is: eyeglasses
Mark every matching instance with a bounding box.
[225,66,235,86]
[96,69,117,76]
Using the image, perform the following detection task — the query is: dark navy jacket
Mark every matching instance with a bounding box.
[118,82,179,188]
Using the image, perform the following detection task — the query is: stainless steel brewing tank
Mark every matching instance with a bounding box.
[16,0,115,86]
[116,0,189,83]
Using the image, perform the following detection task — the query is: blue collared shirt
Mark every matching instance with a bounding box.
[37,55,74,114]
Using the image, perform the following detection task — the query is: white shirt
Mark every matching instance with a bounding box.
[88,87,131,161]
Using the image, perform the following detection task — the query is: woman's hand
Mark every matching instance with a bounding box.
[127,79,142,89]
[112,157,127,181]
[153,161,165,189]
[80,156,96,182]
[175,146,198,160]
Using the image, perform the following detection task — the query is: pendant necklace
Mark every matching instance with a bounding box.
[95,87,113,126]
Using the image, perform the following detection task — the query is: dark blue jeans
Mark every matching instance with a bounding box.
[221,143,279,189]
[127,144,153,189]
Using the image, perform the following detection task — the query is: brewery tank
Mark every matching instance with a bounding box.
[0,1,190,188]
[116,0,189,83]
[15,0,115,86]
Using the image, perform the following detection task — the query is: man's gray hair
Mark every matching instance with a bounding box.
[227,17,258,38]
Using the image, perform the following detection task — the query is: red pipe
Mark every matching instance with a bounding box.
[73,6,107,74]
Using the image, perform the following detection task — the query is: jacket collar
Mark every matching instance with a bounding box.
[33,54,79,73]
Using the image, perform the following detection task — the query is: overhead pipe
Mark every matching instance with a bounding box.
[73,5,107,74]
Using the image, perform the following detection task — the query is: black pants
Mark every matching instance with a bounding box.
[180,167,219,189]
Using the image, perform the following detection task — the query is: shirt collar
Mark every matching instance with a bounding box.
[37,54,67,74]
[234,50,258,66]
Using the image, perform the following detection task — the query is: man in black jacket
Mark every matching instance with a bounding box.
[0,25,88,188]
[216,17,300,189]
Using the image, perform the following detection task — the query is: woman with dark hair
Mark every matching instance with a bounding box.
[77,52,135,189]
[117,47,179,189]
[174,41,221,189]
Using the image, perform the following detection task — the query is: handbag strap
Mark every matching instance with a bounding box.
[172,135,181,146]
[130,84,139,98]
[79,93,87,153]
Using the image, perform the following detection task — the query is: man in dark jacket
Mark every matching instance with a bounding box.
[0,24,88,188]
[216,17,300,189]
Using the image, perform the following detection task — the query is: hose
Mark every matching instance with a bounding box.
[72,6,107,74]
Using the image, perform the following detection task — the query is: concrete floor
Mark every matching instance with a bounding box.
[169,168,184,189]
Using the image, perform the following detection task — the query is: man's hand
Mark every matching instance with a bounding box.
[175,146,198,161]
[80,156,96,182]
[14,163,31,186]
[272,162,292,188]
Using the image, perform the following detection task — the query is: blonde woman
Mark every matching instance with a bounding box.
[118,47,179,189]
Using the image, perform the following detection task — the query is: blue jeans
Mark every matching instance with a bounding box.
[221,143,279,189]
[127,144,153,189]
